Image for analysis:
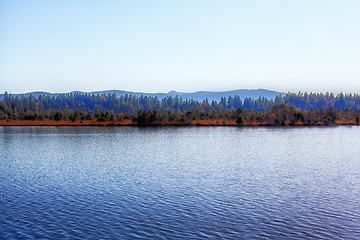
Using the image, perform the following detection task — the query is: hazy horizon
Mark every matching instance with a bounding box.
[1,1,360,94]
[3,87,359,96]
[3,88,281,94]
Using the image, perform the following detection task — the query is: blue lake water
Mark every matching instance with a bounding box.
[1,126,360,239]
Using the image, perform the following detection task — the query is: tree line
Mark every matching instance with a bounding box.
[0,91,359,126]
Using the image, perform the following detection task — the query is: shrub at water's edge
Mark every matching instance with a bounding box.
[0,105,358,126]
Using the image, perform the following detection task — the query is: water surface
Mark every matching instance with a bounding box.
[1,126,360,239]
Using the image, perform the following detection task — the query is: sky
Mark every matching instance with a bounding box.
[1,0,360,94]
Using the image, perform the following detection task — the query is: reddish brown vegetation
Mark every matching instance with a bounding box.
[0,119,135,126]
[0,118,357,127]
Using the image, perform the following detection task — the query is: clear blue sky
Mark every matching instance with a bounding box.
[1,0,360,94]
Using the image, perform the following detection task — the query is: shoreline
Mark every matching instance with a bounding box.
[0,119,357,127]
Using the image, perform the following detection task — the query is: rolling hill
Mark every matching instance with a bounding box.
[1,89,283,102]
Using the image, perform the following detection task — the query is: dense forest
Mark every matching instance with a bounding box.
[0,91,359,126]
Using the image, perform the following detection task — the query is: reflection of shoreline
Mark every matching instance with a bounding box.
[0,119,356,127]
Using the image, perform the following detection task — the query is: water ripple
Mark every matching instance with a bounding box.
[1,126,360,239]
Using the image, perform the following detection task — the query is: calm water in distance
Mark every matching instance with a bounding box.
[1,126,360,239]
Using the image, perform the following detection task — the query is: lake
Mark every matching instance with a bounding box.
[1,126,360,239]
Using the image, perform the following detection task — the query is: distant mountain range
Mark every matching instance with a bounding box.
[1,89,283,102]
